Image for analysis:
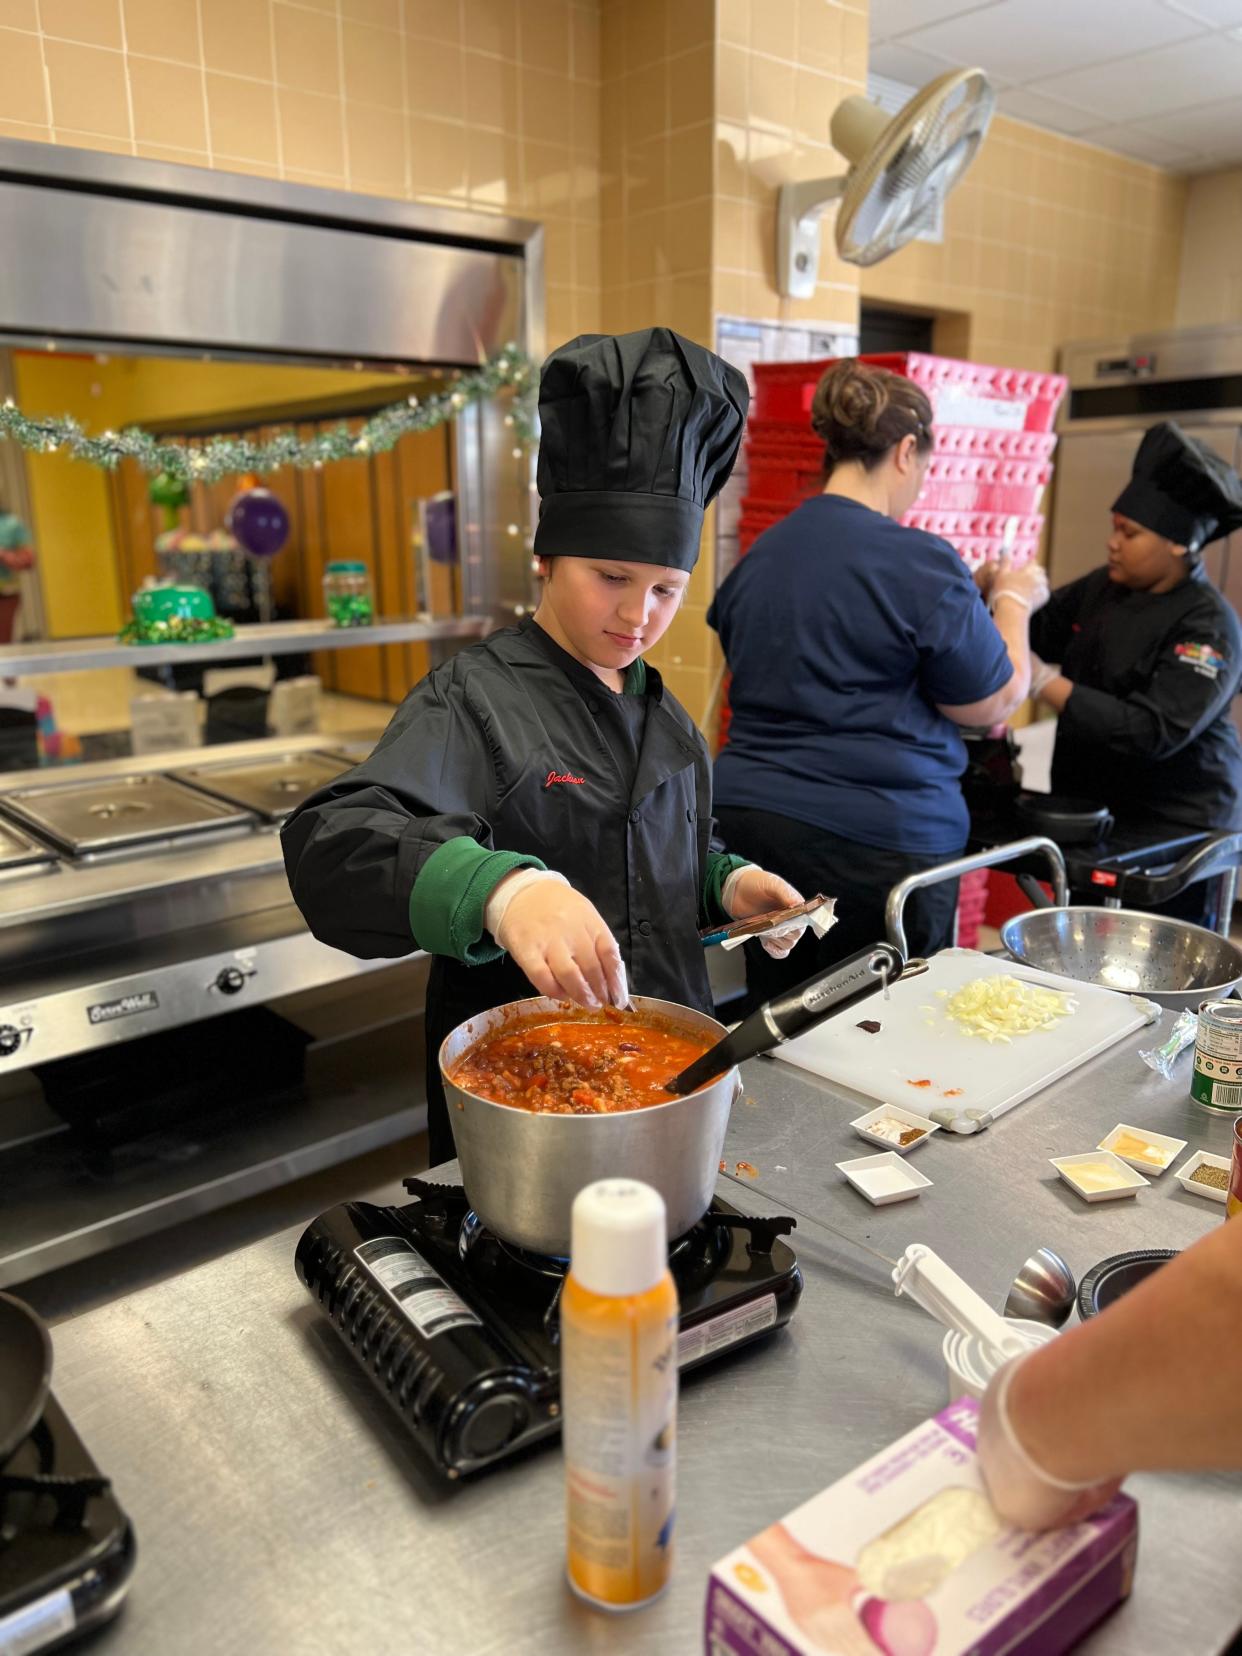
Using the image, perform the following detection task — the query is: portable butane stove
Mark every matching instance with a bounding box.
[295,1179,803,1479]
[0,1393,134,1652]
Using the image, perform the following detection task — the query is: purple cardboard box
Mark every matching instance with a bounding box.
[705,1400,1137,1656]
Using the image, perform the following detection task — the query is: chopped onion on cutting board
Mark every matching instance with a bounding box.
[943,975,1076,1043]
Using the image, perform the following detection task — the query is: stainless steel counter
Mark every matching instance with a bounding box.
[46,1030,1242,1656]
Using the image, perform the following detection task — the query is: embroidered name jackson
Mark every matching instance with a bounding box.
[545,770,586,788]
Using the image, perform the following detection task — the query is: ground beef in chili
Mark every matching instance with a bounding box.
[450,1014,717,1114]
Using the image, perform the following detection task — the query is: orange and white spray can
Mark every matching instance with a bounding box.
[561,1179,678,1611]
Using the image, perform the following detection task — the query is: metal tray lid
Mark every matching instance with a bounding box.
[170,750,349,822]
[1,773,254,856]
[0,817,58,870]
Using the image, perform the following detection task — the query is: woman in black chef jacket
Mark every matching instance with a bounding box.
[1025,421,1242,926]
[282,328,804,1165]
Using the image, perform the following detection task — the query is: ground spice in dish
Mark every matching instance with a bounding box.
[1190,1164,1229,1191]
[898,1128,926,1147]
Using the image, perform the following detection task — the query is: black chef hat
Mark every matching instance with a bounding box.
[533,327,749,572]
[1113,421,1242,553]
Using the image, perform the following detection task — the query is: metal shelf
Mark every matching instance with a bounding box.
[0,615,490,676]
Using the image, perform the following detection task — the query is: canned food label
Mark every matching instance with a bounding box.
[1190,1052,1242,1112]
[1195,1003,1242,1061]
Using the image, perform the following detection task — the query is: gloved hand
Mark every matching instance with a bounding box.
[1028,653,1061,699]
[977,1356,1124,1531]
[989,553,1050,616]
[722,865,807,959]
[485,868,628,1008]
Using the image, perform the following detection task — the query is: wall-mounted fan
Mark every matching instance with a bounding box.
[777,67,996,295]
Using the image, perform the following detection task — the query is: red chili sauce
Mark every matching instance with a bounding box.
[450,1014,716,1114]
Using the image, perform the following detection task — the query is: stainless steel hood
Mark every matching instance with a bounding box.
[0,138,541,365]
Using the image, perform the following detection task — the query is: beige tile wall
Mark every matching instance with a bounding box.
[862,115,1188,370]
[0,0,604,346]
[598,0,714,347]
[1176,166,1242,330]
[712,0,866,332]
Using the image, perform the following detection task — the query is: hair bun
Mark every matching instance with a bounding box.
[810,358,934,475]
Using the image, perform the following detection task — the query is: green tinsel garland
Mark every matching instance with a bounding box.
[117,614,236,645]
[0,348,537,485]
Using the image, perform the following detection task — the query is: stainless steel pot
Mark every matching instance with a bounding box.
[439,995,738,1256]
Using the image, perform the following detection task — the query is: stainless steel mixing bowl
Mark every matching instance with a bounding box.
[1000,906,1242,1011]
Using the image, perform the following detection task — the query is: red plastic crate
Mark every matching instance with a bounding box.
[753,355,1068,433]
[746,457,824,503]
[747,418,1059,465]
[934,427,1058,462]
[916,482,1048,514]
[906,508,1043,541]
[956,868,990,950]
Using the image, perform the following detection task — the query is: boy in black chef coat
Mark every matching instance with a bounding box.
[283,328,804,1162]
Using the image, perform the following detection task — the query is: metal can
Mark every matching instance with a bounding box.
[1230,1117,1242,1219]
[1190,1000,1242,1113]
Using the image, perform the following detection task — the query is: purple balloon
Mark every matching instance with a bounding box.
[229,488,290,558]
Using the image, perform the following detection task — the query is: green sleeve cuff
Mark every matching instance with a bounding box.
[409,837,547,966]
[702,851,753,926]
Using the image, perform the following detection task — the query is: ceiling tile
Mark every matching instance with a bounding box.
[1080,122,1203,167]
[1147,94,1242,151]
[1034,31,1242,121]
[866,38,963,85]
[870,0,1002,41]
[996,86,1099,134]
[1163,0,1242,24]
[901,0,1200,83]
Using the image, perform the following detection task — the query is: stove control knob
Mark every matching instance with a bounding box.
[0,1024,22,1056]
[214,966,247,996]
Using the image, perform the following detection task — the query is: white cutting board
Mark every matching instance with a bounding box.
[775,948,1148,1124]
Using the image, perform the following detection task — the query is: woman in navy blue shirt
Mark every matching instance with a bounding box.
[710,359,1046,997]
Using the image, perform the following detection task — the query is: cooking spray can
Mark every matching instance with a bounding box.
[561,1180,678,1611]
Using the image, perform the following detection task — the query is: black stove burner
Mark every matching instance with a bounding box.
[296,1183,802,1480]
[0,1393,134,1652]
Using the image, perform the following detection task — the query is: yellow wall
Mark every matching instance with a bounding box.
[862,114,1187,371]
[1176,167,1242,329]
[13,356,129,636]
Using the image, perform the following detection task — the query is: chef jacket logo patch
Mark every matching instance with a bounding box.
[1174,641,1226,680]
[545,770,586,788]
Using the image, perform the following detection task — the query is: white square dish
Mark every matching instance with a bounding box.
[1097,1122,1187,1175]
[1050,1151,1150,1203]
[849,1104,941,1154]
[1173,1149,1232,1204]
[837,1151,933,1206]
